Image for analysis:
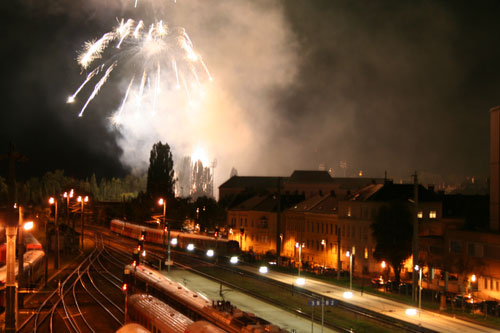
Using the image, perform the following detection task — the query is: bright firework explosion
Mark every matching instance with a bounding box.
[68,18,212,121]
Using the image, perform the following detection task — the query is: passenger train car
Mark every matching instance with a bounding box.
[0,233,45,312]
[111,219,240,259]
[126,293,225,333]
[125,264,287,333]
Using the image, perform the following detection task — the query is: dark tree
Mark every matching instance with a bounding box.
[146,142,175,199]
[371,202,413,284]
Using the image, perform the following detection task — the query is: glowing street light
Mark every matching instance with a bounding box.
[158,198,171,272]
[187,244,194,251]
[405,308,418,316]
[346,247,355,290]
[63,189,74,221]
[415,265,423,311]
[206,249,214,257]
[171,238,178,246]
[259,266,268,274]
[77,195,89,249]
[381,261,386,269]
[343,291,353,299]
[295,242,304,277]
[23,221,34,231]
[49,197,60,270]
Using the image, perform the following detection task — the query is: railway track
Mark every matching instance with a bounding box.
[18,235,129,333]
[93,227,434,332]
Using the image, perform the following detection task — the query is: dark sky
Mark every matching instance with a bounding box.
[2,0,500,185]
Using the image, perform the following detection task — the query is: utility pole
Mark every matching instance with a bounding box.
[1,143,26,333]
[412,172,419,303]
[337,228,341,280]
[276,177,282,266]
[17,206,24,309]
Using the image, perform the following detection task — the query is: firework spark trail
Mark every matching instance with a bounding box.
[79,62,117,117]
[152,63,161,115]
[78,32,115,69]
[70,18,212,118]
[114,77,135,123]
[67,67,99,103]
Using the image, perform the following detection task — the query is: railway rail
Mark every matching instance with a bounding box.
[95,226,435,333]
[18,235,129,333]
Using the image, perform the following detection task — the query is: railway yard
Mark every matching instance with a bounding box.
[1,223,499,332]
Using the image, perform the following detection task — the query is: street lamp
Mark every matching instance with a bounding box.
[63,189,74,226]
[77,195,88,250]
[414,265,423,311]
[346,247,355,290]
[49,196,60,269]
[158,198,170,272]
[295,242,304,277]
[321,239,326,269]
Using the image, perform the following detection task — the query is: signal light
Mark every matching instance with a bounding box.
[122,283,127,291]
[132,260,137,267]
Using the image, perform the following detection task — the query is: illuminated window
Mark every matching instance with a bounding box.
[347,206,352,217]
[364,247,368,259]
[417,211,423,219]
[429,211,437,219]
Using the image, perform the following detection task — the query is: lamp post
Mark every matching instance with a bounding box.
[415,265,423,311]
[346,247,355,290]
[18,213,34,309]
[63,189,74,227]
[321,239,326,269]
[49,197,60,270]
[295,242,304,277]
[158,198,170,272]
[77,195,88,250]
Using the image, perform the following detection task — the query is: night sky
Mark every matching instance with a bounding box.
[2,0,500,187]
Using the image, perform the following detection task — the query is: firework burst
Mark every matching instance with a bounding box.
[68,18,212,119]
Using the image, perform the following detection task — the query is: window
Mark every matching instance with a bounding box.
[364,247,368,259]
[429,210,437,219]
[417,211,423,219]
[485,279,488,289]
[347,206,351,217]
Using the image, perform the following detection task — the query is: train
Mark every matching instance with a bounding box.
[110,219,240,260]
[125,293,225,333]
[124,264,287,333]
[0,233,45,312]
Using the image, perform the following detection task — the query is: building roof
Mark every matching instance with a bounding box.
[287,170,334,183]
[287,193,338,214]
[348,181,440,202]
[219,176,283,189]
[230,193,304,213]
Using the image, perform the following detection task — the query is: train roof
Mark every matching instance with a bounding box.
[113,219,235,243]
[126,265,212,310]
[129,294,193,332]
[185,320,226,333]
[115,323,150,333]
[0,250,45,284]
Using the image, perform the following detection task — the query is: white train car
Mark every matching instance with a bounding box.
[125,264,287,333]
[127,293,225,333]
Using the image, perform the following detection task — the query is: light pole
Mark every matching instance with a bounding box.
[415,265,423,311]
[18,214,34,309]
[63,189,74,227]
[158,198,170,272]
[77,195,88,250]
[295,242,304,277]
[346,247,355,290]
[49,197,60,270]
[321,239,326,269]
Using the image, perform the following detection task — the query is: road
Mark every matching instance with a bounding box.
[239,266,497,333]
